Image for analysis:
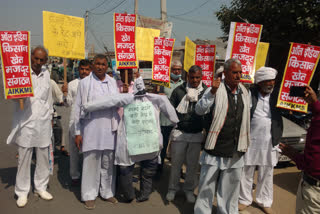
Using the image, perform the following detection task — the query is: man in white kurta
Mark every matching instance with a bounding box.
[74,55,119,209]
[7,47,53,207]
[194,59,251,214]
[62,59,92,185]
[239,67,283,214]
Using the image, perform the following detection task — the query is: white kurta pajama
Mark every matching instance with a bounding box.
[239,93,279,208]
[194,84,250,214]
[7,68,53,197]
[74,73,119,201]
[65,78,81,179]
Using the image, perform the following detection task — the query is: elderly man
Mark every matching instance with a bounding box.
[62,59,92,186]
[194,58,251,214]
[239,67,283,214]
[157,60,184,176]
[166,65,208,203]
[7,46,53,207]
[74,55,118,209]
[280,85,320,214]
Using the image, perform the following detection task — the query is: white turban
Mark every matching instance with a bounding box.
[254,66,277,84]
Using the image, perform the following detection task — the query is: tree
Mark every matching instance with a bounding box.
[216,0,320,88]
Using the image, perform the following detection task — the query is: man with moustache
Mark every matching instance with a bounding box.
[74,55,119,209]
[194,58,251,214]
[166,65,207,203]
[239,67,283,214]
[7,46,53,207]
[62,59,92,186]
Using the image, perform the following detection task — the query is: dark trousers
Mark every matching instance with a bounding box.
[118,157,158,200]
[159,126,174,171]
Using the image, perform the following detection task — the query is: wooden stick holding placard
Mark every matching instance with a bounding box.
[19,99,24,110]
[125,69,128,84]
[63,58,67,96]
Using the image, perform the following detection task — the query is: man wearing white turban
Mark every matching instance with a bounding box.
[239,67,283,214]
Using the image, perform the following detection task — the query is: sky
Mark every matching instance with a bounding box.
[0,0,231,53]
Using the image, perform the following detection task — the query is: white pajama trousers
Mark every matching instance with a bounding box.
[69,132,81,180]
[15,146,50,197]
[81,150,116,201]
[239,165,274,207]
[194,164,243,214]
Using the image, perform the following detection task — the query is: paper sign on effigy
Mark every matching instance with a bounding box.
[43,11,85,59]
[195,45,216,87]
[114,13,138,69]
[124,101,159,156]
[226,22,263,83]
[184,36,196,72]
[255,42,269,70]
[152,37,175,88]
[276,43,320,113]
[0,31,33,99]
[136,27,160,61]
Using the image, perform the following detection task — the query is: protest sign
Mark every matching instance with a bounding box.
[152,37,175,88]
[184,36,196,72]
[124,101,159,156]
[0,31,33,99]
[136,27,160,61]
[225,22,263,83]
[255,42,269,70]
[114,13,138,69]
[43,11,85,59]
[195,45,216,87]
[276,43,320,113]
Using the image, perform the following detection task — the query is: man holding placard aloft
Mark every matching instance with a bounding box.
[7,46,53,207]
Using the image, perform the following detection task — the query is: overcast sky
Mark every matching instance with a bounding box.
[0,0,230,53]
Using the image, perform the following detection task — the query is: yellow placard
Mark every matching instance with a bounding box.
[136,27,160,61]
[43,11,85,59]
[184,36,196,72]
[255,42,269,70]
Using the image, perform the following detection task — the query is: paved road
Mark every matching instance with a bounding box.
[0,77,301,214]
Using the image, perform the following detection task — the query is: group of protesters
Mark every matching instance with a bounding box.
[7,46,320,214]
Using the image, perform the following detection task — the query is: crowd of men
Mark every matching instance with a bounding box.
[6,46,320,214]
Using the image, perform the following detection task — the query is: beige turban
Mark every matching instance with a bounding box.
[254,66,277,84]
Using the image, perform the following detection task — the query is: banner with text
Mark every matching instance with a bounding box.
[277,43,320,113]
[136,27,160,61]
[152,37,175,88]
[114,13,137,69]
[0,31,33,99]
[184,36,196,72]
[225,22,263,83]
[255,42,269,70]
[124,101,159,156]
[195,45,216,87]
[43,11,85,59]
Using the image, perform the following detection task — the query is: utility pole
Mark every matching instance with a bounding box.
[160,0,167,21]
[134,0,138,14]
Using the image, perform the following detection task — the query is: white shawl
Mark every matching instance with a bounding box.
[204,83,250,152]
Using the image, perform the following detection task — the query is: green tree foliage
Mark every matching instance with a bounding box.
[216,0,320,87]
[216,0,320,44]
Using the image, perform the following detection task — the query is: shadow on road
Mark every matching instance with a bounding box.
[0,167,16,189]
[54,151,82,202]
[152,163,216,214]
[273,170,301,194]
